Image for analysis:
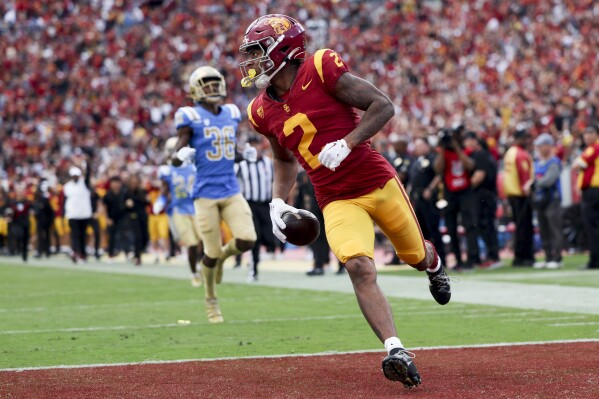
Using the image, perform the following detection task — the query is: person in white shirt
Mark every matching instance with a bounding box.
[63,161,92,263]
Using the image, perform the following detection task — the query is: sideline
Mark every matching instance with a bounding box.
[3,256,599,315]
[2,338,598,372]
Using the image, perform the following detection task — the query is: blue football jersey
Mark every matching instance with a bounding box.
[160,164,196,215]
[174,103,241,199]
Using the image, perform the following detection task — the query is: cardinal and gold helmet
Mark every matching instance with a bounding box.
[239,14,306,89]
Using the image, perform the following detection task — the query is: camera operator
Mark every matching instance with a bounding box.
[433,125,479,270]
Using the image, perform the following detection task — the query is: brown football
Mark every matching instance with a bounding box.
[281,209,320,246]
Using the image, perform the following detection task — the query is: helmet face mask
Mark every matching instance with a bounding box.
[189,66,226,103]
[239,14,306,89]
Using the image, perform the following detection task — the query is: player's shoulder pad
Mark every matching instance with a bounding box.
[312,48,347,85]
[174,106,202,127]
[222,103,242,122]
[246,97,261,129]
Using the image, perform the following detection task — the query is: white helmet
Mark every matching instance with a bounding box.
[189,66,226,103]
[164,137,179,158]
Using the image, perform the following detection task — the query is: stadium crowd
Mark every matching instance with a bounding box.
[1,0,598,268]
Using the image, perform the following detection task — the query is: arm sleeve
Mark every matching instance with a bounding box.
[535,162,560,188]
[472,152,487,172]
[174,107,199,129]
[84,162,92,189]
[579,146,599,168]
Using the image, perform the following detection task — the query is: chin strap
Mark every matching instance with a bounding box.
[254,47,302,89]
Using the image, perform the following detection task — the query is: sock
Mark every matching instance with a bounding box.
[425,240,441,273]
[384,337,404,355]
[220,240,241,261]
[201,261,217,299]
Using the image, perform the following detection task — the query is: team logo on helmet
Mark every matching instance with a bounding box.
[266,17,291,35]
[257,106,264,118]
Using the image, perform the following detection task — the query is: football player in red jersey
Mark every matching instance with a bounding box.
[239,14,451,387]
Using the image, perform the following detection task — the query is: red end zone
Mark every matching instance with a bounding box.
[2,342,598,398]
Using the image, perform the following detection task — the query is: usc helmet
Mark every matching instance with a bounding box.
[239,14,306,89]
[188,66,226,103]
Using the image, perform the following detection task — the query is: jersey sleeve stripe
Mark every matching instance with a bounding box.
[314,49,327,84]
[246,99,259,128]
[228,104,241,120]
[180,106,200,121]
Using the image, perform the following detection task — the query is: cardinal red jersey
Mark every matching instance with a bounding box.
[247,49,395,208]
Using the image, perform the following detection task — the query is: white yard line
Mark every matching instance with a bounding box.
[1,338,597,372]
[549,321,599,327]
[4,257,599,315]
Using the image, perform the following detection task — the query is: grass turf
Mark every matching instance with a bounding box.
[1,261,598,369]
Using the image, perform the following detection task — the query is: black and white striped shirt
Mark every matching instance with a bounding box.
[235,156,273,203]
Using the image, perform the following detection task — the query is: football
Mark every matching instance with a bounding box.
[281,209,320,246]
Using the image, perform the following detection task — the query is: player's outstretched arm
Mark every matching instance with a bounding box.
[334,73,395,150]
[171,127,193,167]
[267,135,298,201]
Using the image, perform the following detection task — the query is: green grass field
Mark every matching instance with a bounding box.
[1,255,599,370]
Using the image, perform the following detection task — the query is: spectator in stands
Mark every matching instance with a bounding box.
[463,131,501,269]
[503,128,535,267]
[532,133,563,269]
[573,125,599,269]
[433,125,478,270]
[63,160,93,264]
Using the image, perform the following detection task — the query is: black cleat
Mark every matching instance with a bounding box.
[427,265,451,305]
[382,350,421,388]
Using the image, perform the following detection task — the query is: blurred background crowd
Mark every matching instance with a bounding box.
[1,0,598,269]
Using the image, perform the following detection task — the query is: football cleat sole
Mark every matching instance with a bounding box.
[382,353,422,388]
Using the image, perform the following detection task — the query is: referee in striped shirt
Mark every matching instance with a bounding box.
[236,137,275,281]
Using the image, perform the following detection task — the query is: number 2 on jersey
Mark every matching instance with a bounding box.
[282,113,321,169]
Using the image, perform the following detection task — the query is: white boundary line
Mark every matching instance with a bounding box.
[2,338,598,372]
[0,308,567,335]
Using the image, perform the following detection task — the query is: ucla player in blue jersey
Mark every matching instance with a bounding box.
[171,66,257,323]
[155,137,204,287]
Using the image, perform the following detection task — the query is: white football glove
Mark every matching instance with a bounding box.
[318,139,351,171]
[176,147,196,163]
[152,197,166,215]
[269,198,299,243]
[243,143,258,162]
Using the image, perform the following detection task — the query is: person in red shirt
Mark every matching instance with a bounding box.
[433,125,479,270]
[239,14,450,388]
[573,125,599,269]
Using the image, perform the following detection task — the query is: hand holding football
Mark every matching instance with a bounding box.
[281,209,320,246]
